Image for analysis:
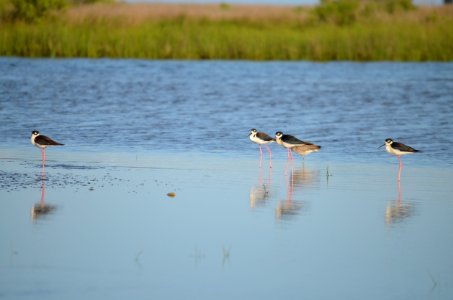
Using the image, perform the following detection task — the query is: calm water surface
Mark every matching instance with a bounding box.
[1,58,453,300]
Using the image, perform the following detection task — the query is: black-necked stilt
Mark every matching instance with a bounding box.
[31,131,64,167]
[275,131,320,160]
[379,138,420,181]
[249,128,275,168]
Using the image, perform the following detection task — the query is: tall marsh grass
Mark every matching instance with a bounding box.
[0,3,452,61]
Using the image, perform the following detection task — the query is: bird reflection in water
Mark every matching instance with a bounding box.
[249,164,273,208]
[275,165,319,221]
[290,164,320,189]
[31,166,56,221]
[385,180,412,225]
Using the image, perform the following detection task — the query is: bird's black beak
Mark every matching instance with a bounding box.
[378,144,385,149]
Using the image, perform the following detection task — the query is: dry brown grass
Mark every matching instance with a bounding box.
[65,3,311,24]
[361,4,453,23]
[64,2,453,25]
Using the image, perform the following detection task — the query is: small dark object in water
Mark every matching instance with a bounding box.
[31,203,56,220]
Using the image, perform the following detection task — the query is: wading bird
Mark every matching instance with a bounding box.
[380,138,420,181]
[31,131,64,168]
[275,131,321,161]
[249,128,275,168]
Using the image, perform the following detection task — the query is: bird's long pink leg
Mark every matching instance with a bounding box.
[287,148,291,160]
[289,149,294,162]
[41,148,46,168]
[259,145,263,168]
[397,156,402,182]
[397,178,402,203]
[264,144,272,168]
[259,164,263,187]
[41,174,46,204]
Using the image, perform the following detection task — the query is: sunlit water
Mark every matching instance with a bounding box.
[1,58,453,299]
[1,58,452,164]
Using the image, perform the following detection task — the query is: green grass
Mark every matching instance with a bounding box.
[0,5,452,61]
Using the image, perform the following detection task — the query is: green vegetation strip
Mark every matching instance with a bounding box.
[0,3,452,61]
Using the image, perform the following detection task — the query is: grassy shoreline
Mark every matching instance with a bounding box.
[1,3,452,61]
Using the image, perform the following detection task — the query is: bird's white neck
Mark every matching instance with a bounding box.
[31,134,43,148]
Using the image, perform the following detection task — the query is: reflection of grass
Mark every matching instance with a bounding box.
[222,246,230,260]
[427,271,438,291]
[326,167,332,178]
[134,250,143,264]
[0,3,452,60]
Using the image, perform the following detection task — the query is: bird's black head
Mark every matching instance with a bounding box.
[275,131,283,138]
[32,131,40,136]
[250,128,257,133]
[385,138,393,145]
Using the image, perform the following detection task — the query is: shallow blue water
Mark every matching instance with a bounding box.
[1,58,452,165]
[1,157,453,300]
